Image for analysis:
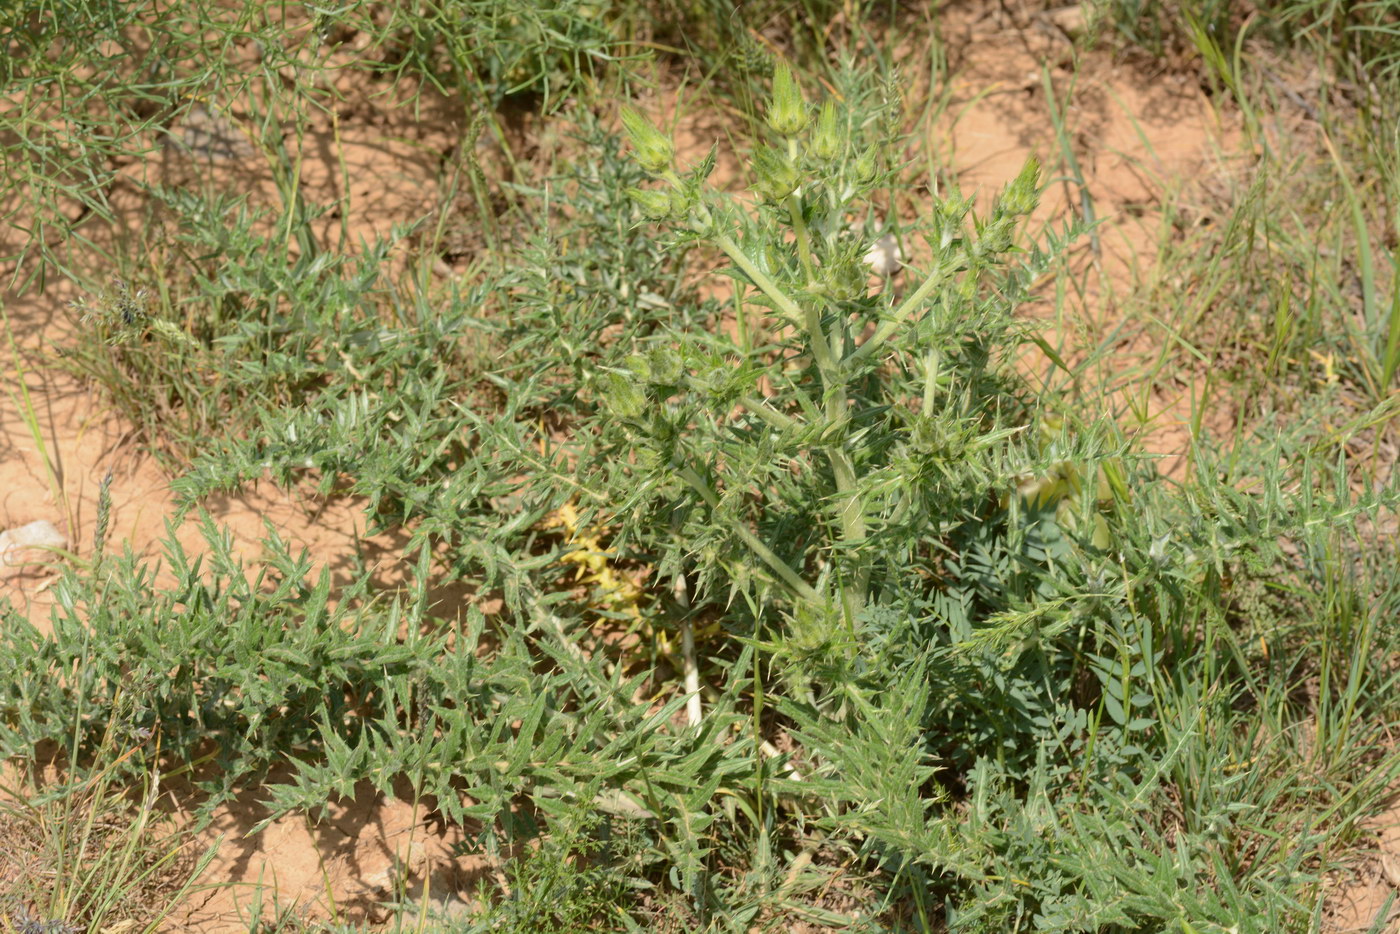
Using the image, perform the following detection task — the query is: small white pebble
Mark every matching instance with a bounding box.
[0,519,67,567]
[863,233,902,277]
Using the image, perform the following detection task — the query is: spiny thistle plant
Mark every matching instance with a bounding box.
[605,64,1091,692]
[8,37,1400,929]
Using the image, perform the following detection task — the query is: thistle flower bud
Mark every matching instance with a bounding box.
[977,216,1015,257]
[668,185,697,218]
[927,193,970,252]
[999,156,1041,217]
[648,346,684,385]
[627,187,673,220]
[811,99,840,161]
[766,64,807,137]
[620,107,673,173]
[853,146,879,184]
[603,370,647,419]
[625,354,653,381]
[752,147,800,203]
[824,246,866,300]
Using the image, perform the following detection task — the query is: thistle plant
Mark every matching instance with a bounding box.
[613,65,1057,660]
[8,29,1400,927]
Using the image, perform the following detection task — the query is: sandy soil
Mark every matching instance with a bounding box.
[1,6,1392,930]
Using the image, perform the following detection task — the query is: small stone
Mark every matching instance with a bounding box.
[0,519,67,568]
[863,233,902,278]
[1382,852,1400,889]
[420,883,474,921]
[1048,4,1087,37]
[168,106,256,162]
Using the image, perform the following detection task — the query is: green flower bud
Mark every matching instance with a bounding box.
[823,247,866,300]
[668,185,698,218]
[620,107,673,173]
[603,370,647,419]
[811,99,840,161]
[926,193,970,253]
[627,187,673,220]
[648,346,684,385]
[1000,156,1041,217]
[977,215,1015,258]
[752,147,800,203]
[625,353,652,381]
[766,64,807,137]
[635,446,663,472]
[853,146,879,184]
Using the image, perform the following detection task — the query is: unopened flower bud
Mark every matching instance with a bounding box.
[1000,156,1041,217]
[648,346,684,385]
[625,354,652,381]
[620,107,673,173]
[752,147,800,203]
[854,146,879,184]
[766,64,807,137]
[824,248,866,300]
[668,185,698,218]
[627,187,673,220]
[811,99,840,161]
[929,193,970,252]
[977,217,1015,257]
[603,370,647,419]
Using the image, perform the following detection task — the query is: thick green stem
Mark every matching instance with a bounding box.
[738,395,802,432]
[785,192,818,284]
[712,233,840,380]
[825,447,869,618]
[848,259,956,367]
[712,227,867,617]
[921,349,941,418]
[673,463,822,605]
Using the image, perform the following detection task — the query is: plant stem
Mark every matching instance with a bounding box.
[711,233,867,617]
[826,446,868,618]
[673,463,822,605]
[672,575,704,730]
[681,617,703,729]
[848,259,956,367]
[785,192,818,284]
[738,394,803,431]
[712,233,840,379]
[921,349,941,418]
